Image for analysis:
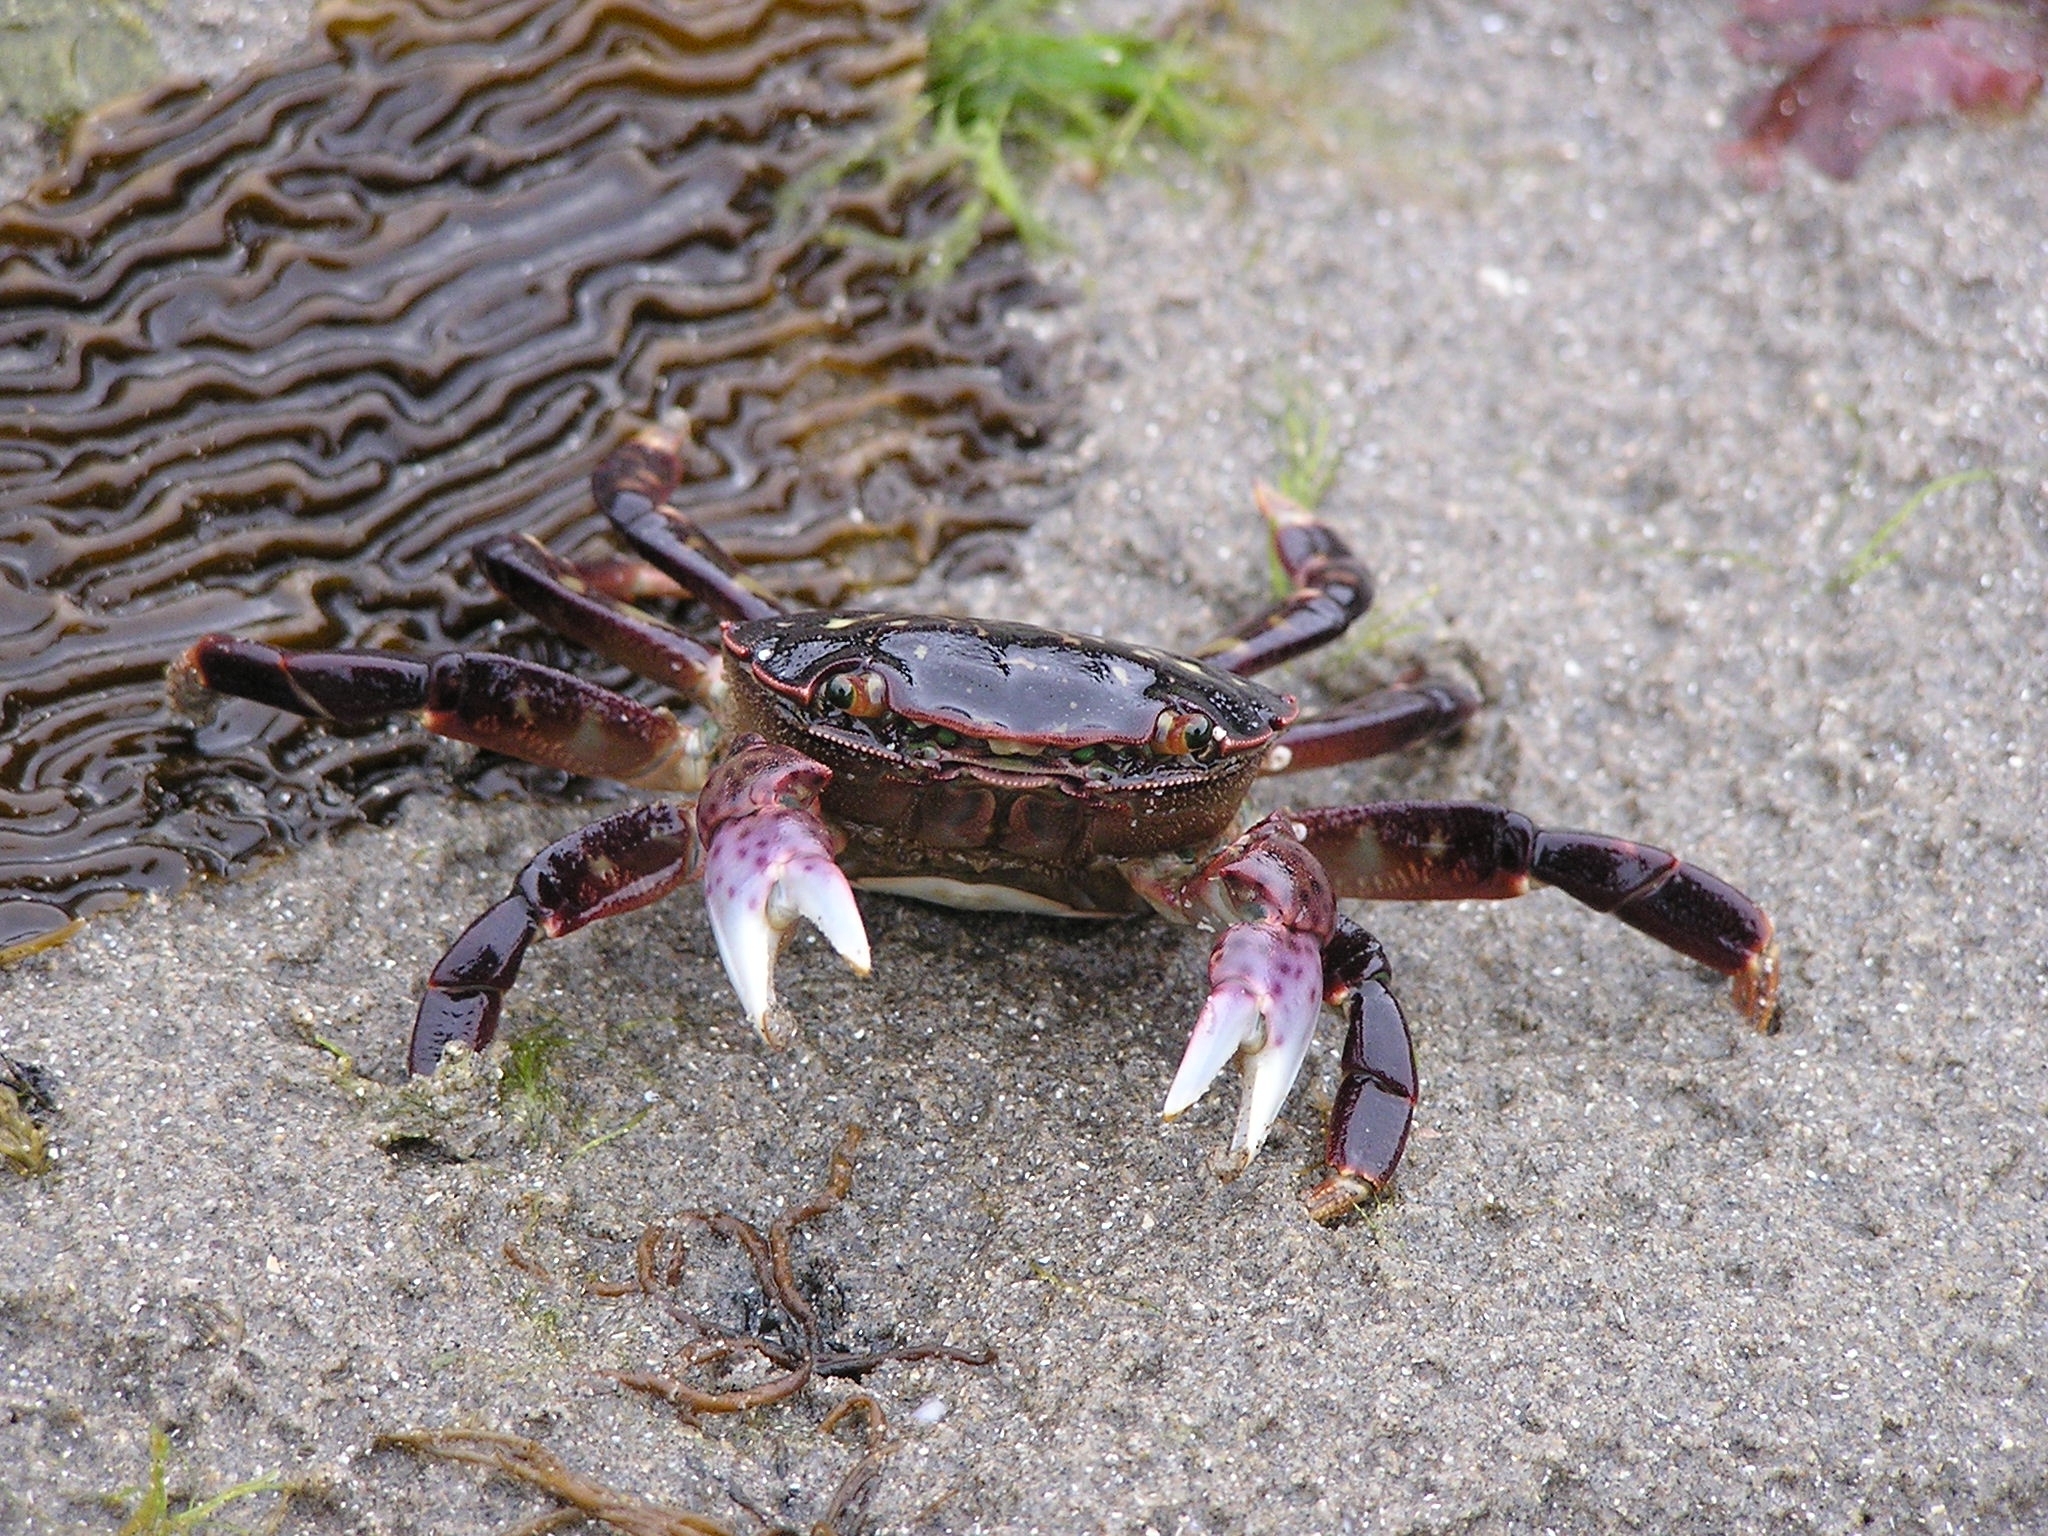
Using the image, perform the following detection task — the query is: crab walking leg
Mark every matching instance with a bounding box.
[1198,483,1377,677]
[549,552,689,605]
[1297,801,1781,1028]
[594,424,781,625]
[694,736,871,1045]
[1267,682,1481,773]
[1304,918,1419,1223]
[410,802,699,1074]
[476,533,726,704]
[1158,815,1339,1173]
[172,637,708,791]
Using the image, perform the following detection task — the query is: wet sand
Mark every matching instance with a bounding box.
[3,3,2045,1531]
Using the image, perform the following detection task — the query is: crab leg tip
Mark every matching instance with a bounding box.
[1304,1172,1385,1224]
[1734,937,1781,1033]
[1251,480,1312,527]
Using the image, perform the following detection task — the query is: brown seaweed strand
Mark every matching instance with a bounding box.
[374,1429,741,1536]
[605,1127,993,1412]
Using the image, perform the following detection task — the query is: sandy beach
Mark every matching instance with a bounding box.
[3,2,2045,1531]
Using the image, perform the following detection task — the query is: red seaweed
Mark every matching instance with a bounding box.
[1723,0,2048,184]
[0,0,1064,959]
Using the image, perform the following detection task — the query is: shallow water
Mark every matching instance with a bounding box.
[0,0,1061,958]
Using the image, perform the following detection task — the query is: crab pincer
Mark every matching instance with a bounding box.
[1162,815,1341,1174]
[695,736,871,1043]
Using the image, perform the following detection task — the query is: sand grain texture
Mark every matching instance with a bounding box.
[3,2,2045,1532]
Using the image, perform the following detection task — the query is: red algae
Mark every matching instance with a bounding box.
[0,0,1062,958]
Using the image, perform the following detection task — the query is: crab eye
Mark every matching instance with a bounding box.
[1152,707,1220,758]
[817,669,887,718]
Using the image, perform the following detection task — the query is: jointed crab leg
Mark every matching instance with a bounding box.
[1199,484,1377,677]
[1270,682,1480,773]
[410,802,699,1074]
[477,533,726,704]
[1306,918,1418,1223]
[545,552,690,605]
[1200,485,1477,766]
[173,637,706,791]
[596,424,781,624]
[1296,801,1780,1028]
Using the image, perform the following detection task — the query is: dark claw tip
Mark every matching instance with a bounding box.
[1303,1171,1387,1225]
[410,990,500,1076]
[1733,938,1781,1034]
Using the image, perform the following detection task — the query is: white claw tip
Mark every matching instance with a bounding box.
[1166,926,1327,1172]
[779,856,871,978]
[1163,985,1260,1121]
[704,811,870,1038]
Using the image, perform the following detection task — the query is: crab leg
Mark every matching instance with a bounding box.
[410,802,699,1074]
[476,533,726,704]
[1304,918,1418,1223]
[172,637,708,791]
[595,422,781,624]
[1296,801,1780,1028]
[694,736,870,1046]
[1158,814,1338,1174]
[1198,484,1377,676]
[546,552,690,605]
[1268,682,1480,773]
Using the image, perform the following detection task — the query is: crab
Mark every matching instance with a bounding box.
[171,420,1779,1221]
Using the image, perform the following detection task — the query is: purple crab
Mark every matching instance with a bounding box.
[172,421,1778,1220]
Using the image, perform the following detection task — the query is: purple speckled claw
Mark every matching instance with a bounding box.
[1157,814,1340,1175]
[1164,919,1326,1171]
[696,736,870,1043]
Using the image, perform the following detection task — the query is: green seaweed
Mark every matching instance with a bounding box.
[1831,468,2002,591]
[571,1104,653,1160]
[111,1428,288,1535]
[1026,1257,1162,1313]
[1228,0,1403,137]
[1266,375,1342,511]
[499,1025,568,1143]
[1251,375,1342,599]
[922,0,1228,245]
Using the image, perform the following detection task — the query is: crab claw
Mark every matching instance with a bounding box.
[696,737,870,1043]
[1163,920,1326,1174]
[1153,813,1340,1176]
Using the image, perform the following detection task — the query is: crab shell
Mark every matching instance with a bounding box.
[717,612,1299,916]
